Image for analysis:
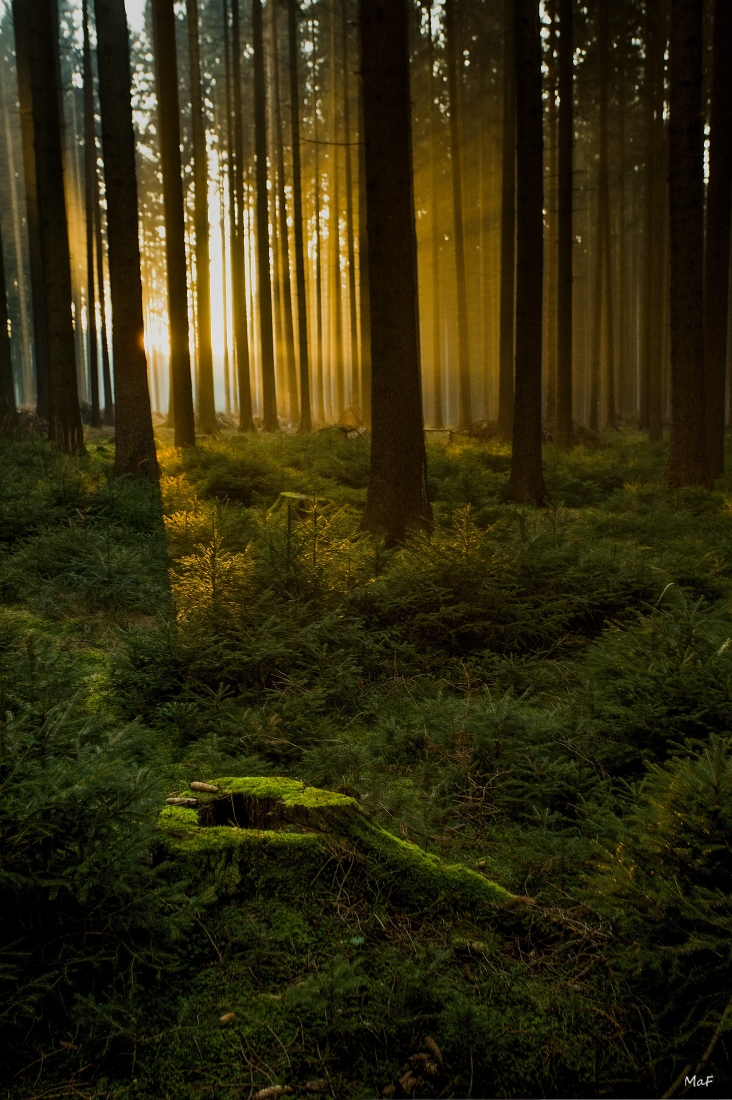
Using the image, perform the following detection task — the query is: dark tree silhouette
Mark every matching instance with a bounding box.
[151,0,195,448]
[21,0,84,454]
[359,0,431,544]
[0,211,16,429]
[287,0,312,432]
[186,0,217,434]
[95,0,158,476]
[497,0,515,443]
[555,0,573,450]
[228,0,254,431]
[82,0,101,429]
[664,0,709,488]
[445,0,471,430]
[703,0,732,478]
[506,0,546,505]
[11,0,49,420]
[270,0,297,423]
[252,0,278,431]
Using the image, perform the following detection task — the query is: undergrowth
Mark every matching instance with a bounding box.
[2,428,732,1097]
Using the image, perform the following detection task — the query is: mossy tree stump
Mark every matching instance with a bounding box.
[159,777,514,915]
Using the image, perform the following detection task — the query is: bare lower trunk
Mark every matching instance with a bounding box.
[555,0,572,450]
[229,0,254,430]
[187,0,216,433]
[497,0,515,442]
[427,15,443,429]
[151,0,195,448]
[1,61,32,404]
[253,0,278,430]
[287,0,311,432]
[544,1,558,424]
[95,0,158,472]
[341,0,359,419]
[703,0,732,477]
[83,0,100,429]
[23,0,84,454]
[0,212,16,428]
[357,25,371,426]
[663,0,709,487]
[506,0,545,505]
[598,0,615,430]
[329,7,345,419]
[270,0,298,423]
[12,0,50,419]
[445,0,471,429]
[359,0,431,544]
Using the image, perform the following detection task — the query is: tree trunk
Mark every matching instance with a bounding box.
[329,6,345,420]
[359,0,431,544]
[11,0,49,419]
[427,12,443,429]
[506,0,546,504]
[151,0,195,448]
[444,0,471,430]
[703,0,732,478]
[497,0,515,442]
[252,0,278,430]
[664,0,709,487]
[589,186,603,433]
[357,22,371,426]
[270,0,298,424]
[544,0,558,424]
[598,0,615,430]
[313,98,326,423]
[0,211,16,429]
[218,163,231,416]
[22,0,84,454]
[186,0,216,433]
[95,0,158,471]
[643,0,666,443]
[341,0,360,419]
[555,0,573,450]
[1,60,32,405]
[82,0,101,429]
[228,0,254,430]
[287,0,311,432]
[94,165,114,425]
[616,63,629,419]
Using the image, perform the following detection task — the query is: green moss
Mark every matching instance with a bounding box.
[158,776,512,913]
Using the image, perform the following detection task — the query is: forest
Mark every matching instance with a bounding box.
[1,0,732,1097]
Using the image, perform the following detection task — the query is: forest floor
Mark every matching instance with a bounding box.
[3,427,732,1099]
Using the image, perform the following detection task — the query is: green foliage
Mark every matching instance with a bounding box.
[4,429,732,1096]
[590,737,732,1083]
[0,626,190,1063]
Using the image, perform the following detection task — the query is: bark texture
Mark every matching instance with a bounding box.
[287,0,311,432]
[24,0,84,454]
[445,0,471,430]
[497,0,515,443]
[555,0,573,450]
[252,0,278,431]
[11,0,49,419]
[83,0,101,429]
[703,0,732,478]
[506,0,546,505]
[95,0,159,474]
[359,0,431,544]
[187,0,217,433]
[151,0,196,448]
[664,0,710,487]
[0,210,16,428]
